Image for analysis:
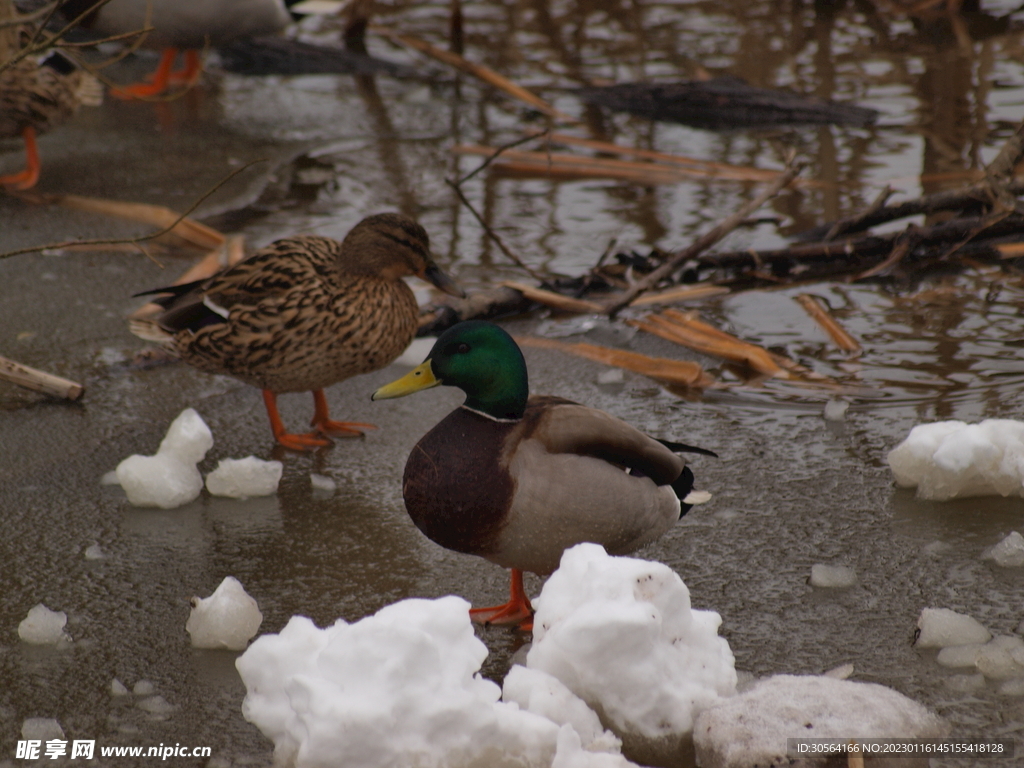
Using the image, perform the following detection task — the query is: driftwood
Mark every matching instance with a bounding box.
[0,355,83,400]
[576,77,878,130]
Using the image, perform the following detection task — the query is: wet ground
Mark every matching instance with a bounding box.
[3,0,1024,765]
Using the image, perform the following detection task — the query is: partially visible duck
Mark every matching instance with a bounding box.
[60,0,293,98]
[132,213,463,451]
[372,321,715,627]
[0,25,102,190]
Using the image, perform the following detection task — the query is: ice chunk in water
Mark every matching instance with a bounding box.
[984,531,1024,567]
[975,636,1024,680]
[114,408,213,509]
[186,576,263,651]
[310,473,337,494]
[809,564,856,588]
[915,608,991,648]
[18,604,69,645]
[205,457,282,499]
[887,419,1024,500]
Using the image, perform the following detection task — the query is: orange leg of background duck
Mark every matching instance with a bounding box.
[112,49,202,99]
[0,127,40,191]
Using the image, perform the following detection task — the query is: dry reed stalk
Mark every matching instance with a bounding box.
[793,294,861,353]
[374,28,578,124]
[516,336,714,388]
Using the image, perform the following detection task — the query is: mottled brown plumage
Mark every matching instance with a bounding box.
[132,213,462,450]
[0,30,101,189]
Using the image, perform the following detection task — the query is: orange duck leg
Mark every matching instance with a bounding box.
[469,569,534,629]
[112,48,201,99]
[262,390,332,451]
[0,127,41,191]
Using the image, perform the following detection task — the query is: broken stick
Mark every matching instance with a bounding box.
[0,355,84,400]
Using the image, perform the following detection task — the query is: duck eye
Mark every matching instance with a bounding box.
[457,343,470,354]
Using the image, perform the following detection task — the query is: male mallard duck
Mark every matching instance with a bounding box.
[0,40,102,190]
[59,0,293,98]
[131,213,462,451]
[372,321,715,627]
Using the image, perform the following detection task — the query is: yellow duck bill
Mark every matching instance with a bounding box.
[372,360,440,400]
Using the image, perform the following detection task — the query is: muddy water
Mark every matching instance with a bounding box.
[2,0,1024,765]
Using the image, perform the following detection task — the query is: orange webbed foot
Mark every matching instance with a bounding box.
[469,569,534,630]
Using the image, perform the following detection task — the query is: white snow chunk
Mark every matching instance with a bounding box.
[809,564,857,588]
[205,456,283,499]
[84,543,105,560]
[136,695,176,715]
[551,725,640,768]
[526,544,736,767]
[998,677,1024,696]
[310,473,336,493]
[597,369,624,386]
[503,665,622,754]
[100,470,120,485]
[915,608,992,648]
[186,576,263,651]
[158,407,214,464]
[133,680,156,696]
[975,635,1024,680]
[110,679,129,697]
[823,399,849,422]
[936,643,985,669]
[21,718,64,741]
[945,674,985,693]
[887,419,1024,500]
[18,604,69,645]
[114,408,212,508]
[693,674,948,768]
[236,596,561,768]
[985,531,1024,567]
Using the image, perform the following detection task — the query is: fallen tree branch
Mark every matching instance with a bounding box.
[0,355,83,400]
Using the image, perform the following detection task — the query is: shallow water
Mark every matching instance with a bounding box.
[3,1,1024,765]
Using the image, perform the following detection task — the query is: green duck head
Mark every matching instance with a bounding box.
[372,321,529,420]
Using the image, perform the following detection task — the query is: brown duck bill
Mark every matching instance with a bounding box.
[423,263,465,298]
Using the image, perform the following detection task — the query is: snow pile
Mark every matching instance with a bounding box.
[115,408,213,509]
[186,576,263,651]
[21,719,65,741]
[236,596,580,768]
[887,419,1024,500]
[524,544,736,767]
[693,675,948,768]
[984,531,1024,567]
[18,604,70,645]
[915,608,991,648]
[809,564,856,588]
[205,457,283,499]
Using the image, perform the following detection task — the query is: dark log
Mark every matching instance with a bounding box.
[576,77,878,130]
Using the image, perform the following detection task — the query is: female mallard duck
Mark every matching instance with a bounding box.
[0,41,102,190]
[372,320,715,627]
[131,212,462,451]
[59,0,293,98]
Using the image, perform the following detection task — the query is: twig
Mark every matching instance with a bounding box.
[444,178,547,282]
[823,185,893,241]
[0,355,83,400]
[793,294,861,352]
[0,159,265,260]
[454,131,549,185]
[853,227,916,280]
[0,0,116,75]
[603,156,805,316]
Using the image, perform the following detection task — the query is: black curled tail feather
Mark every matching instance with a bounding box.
[673,466,696,519]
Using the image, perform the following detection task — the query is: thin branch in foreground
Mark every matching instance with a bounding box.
[602,155,805,316]
[444,177,547,282]
[0,159,266,261]
[454,131,549,185]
